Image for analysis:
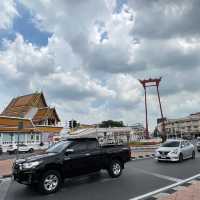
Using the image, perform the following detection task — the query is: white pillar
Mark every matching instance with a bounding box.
[25,133,27,145]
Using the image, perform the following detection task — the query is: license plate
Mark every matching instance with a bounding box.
[161,155,166,158]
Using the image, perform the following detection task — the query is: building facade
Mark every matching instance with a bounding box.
[0,92,63,151]
[68,123,145,144]
[157,112,200,138]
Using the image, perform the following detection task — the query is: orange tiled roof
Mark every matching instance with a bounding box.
[0,116,62,133]
[0,116,34,128]
[32,107,60,123]
[0,92,62,134]
[0,127,36,133]
[1,92,47,117]
[35,125,63,133]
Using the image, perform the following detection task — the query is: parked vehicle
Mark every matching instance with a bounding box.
[0,145,2,155]
[155,139,195,162]
[196,138,200,152]
[7,144,34,154]
[13,137,131,194]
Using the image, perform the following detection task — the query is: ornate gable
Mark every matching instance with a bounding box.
[32,107,60,125]
[1,92,48,117]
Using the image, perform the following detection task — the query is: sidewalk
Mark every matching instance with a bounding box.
[159,180,200,200]
[0,159,13,178]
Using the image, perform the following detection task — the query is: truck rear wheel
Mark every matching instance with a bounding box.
[38,170,61,194]
[108,160,122,178]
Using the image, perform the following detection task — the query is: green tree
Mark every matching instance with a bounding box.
[99,120,125,128]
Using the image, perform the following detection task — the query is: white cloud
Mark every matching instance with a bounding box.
[0,0,18,30]
[1,0,200,130]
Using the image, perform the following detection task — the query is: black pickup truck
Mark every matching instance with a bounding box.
[13,137,131,194]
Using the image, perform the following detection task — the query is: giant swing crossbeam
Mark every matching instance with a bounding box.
[139,77,165,139]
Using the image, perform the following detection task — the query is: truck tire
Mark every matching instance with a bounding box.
[38,170,61,194]
[108,160,122,178]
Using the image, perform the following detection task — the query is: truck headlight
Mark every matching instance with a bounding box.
[22,161,41,169]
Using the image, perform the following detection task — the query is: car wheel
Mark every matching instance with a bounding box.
[108,160,122,178]
[179,153,183,162]
[192,151,195,159]
[38,170,61,194]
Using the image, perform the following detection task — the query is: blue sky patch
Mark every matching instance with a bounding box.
[0,1,52,47]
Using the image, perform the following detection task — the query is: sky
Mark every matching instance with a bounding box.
[0,0,200,130]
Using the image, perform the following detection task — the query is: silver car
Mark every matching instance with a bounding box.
[155,139,195,162]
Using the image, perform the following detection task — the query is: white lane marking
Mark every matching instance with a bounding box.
[129,173,200,200]
[133,167,183,183]
[0,178,12,200]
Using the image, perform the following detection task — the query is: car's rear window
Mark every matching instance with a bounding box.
[161,141,180,147]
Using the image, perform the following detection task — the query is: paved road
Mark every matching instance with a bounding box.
[2,152,200,200]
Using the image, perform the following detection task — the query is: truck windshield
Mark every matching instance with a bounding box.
[47,141,72,153]
[161,141,180,147]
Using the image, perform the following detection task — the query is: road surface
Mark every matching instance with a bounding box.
[2,152,200,200]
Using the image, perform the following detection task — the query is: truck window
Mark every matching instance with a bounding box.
[47,141,72,153]
[71,142,87,152]
[87,141,98,150]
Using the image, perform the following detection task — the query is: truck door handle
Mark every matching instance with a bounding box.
[85,153,91,156]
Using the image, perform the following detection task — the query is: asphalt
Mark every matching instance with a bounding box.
[3,152,200,200]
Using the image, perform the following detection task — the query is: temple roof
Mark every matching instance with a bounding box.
[1,92,47,117]
[33,107,60,123]
[0,92,62,134]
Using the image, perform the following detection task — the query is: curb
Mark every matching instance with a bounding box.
[130,174,200,200]
[147,180,199,200]
[131,146,159,150]
[131,154,155,161]
[0,174,12,179]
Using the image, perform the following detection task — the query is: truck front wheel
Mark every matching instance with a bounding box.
[38,170,61,194]
[108,160,122,178]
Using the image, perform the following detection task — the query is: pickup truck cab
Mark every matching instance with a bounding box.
[13,138,131,194]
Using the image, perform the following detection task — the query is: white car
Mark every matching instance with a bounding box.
[7,144,34,154]
[155,139,195,162]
